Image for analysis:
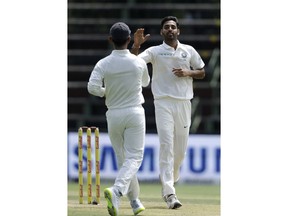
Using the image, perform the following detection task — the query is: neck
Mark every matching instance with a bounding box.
[165,40,178,49]
[114,45,127,50]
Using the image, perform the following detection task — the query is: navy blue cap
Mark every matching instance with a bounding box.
[110,22,131,41]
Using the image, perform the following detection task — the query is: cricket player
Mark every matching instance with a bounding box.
[87,22,150,216]
[131,16,206,209]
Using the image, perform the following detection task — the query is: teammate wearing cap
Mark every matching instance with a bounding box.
[131,16,206,209]
[87,22,150,216]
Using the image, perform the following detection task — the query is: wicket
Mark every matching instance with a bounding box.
[78,126,100,205]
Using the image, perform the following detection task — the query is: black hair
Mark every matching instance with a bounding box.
[161,16,179,28]
[112,38,129,47]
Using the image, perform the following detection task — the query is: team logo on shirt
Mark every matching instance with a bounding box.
[181,52,187,58]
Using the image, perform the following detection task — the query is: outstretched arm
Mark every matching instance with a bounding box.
[130,28,150,55]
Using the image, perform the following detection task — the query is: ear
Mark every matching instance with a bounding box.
[160,29,163,35]
[108,36,113,43]
[177,29,180,35]
[127,36,131,43]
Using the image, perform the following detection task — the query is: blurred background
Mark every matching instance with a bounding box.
[67,0,220,135]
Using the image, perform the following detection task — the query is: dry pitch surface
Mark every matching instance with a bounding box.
[68,181,220,216]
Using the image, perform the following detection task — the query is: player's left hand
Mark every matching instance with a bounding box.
[172,68,189,77]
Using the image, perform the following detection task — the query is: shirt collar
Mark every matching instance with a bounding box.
[162,40,181,50]
[112,49,130,55]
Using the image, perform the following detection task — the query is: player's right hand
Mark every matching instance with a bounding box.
[133,28,150,47]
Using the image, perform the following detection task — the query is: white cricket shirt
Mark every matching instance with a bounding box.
[138,41,205,100]
[87,49,150,109]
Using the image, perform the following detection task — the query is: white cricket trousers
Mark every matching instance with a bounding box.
[106,105,145,201]
[154,98,191,197]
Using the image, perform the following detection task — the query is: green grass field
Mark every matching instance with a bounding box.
[68,181,220,216]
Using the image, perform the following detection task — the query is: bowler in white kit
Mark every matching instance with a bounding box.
[131,16,206,209]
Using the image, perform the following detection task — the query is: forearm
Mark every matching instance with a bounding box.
[130,44,141,55]
[188,68,205,79]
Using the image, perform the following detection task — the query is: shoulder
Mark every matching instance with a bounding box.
[179,43,201,56]
[180,43,195,51]
[140,45,162,58]
[145,44,162,52]
[94,54,113,71]
[99,54,112,64]
[128,52,146,63]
